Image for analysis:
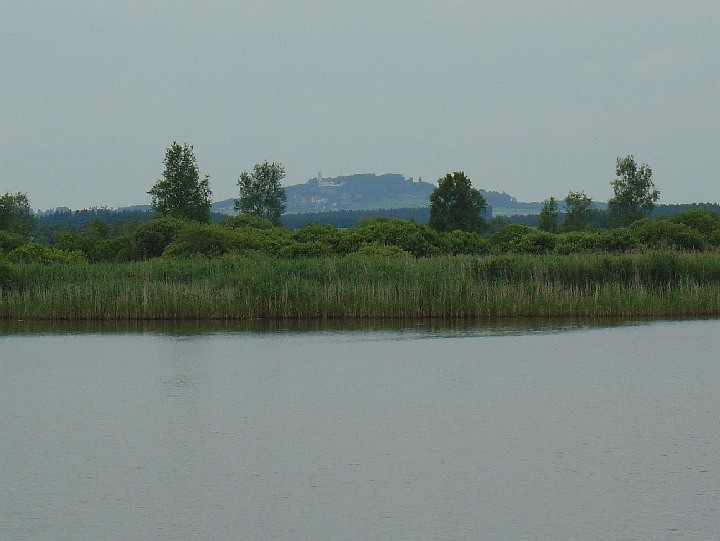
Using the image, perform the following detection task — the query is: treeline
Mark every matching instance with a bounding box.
[2,208,720,269]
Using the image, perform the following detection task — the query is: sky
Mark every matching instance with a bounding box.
[1,1,719,211]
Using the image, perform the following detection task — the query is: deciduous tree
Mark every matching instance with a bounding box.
[148,142,212,222]
[429,171,487,232]
[0,192,34,238]
[236,161,287,225]
[563,191,593,231]
[538,197,559,232]
[608,155,659,227]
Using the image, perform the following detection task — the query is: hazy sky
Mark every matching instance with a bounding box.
[2,1,719,210]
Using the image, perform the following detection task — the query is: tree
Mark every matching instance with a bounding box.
[236,161,287,225]
[429,171,487,232]
[0,192,34,238]
[537,197,559,232]
[148,142,212,222]
[563,191,593,231]
[608,155,660,227]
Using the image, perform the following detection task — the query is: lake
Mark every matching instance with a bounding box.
[2,318,719,540]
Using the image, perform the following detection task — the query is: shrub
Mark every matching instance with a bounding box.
[0,256,20,289]
[281,241,334,258]
[291,223,342,247]
[228,227,292,255]
[8,243,86,264]
[0,230,25,254]
[667,209,720,236]
[515,230,556,254]
[439,230,492,255]
[342,218,440,257]
[351,243,411,259]
[630,219,705,251]
[163,223,234,258]
[221,214,275,230]
[554,231,602,254]
[489,223,533,252]
[596,228,639,253]
[133,216,186,259]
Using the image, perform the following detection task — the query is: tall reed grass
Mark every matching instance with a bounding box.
[2,252,720,320]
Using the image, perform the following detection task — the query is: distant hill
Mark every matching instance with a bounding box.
[212,173,539,215]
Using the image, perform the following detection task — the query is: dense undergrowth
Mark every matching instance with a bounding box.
[2,209,720,320]
[2,252,720,319]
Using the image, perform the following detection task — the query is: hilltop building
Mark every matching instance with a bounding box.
[317,171,338,187]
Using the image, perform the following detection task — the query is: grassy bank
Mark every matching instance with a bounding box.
[2,252,720,320]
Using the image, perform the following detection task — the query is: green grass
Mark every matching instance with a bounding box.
[2,252,720,320]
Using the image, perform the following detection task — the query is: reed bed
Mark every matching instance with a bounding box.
[2,252,720,320]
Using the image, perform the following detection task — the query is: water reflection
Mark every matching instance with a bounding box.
[0,315,706,337]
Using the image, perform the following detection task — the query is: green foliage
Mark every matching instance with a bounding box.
[0,230,26,254]
[52,218,127,262]
[8,243,86,264]
[629,219,705,251]
[351,244,412,259]
[429,171,487,232]
[221,214,275,230]
[554,231,602,254]
[563,191,593,231]
[133,216,186,260]
[515,230,556,254]
[596,228,639,252]
[0,192,34,238]
[281,241,334,259]
[538,197,559,233]
[608,155,659,227]
[228,227,291,255]
[489,223,533,251]
[148,142,212,222]
[439,230,492,255]
[236,161,287,225]
[5,253,720,319]
[342,217,440,257]
[0,256,20,289]
[163,223,235,258]
[667,209,720,238]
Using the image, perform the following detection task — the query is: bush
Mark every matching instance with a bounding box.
[351,243,411,259]
[133,216,186,259]
[554,231,602,254]
[342,218,440,257]
[281,241,334,258]
[667,209,720,236]
[0,230,25,254]
[291,223,342,247]
[630,219,705,251]
[228,227,292,255]
[221,214,275,230]
[439,230,492,255]
[8,243,86,264]
[489,223,533,252]
[515,230,556,254]
[163,223,234,258]
[596,229,639,253]
[0,256,20,289]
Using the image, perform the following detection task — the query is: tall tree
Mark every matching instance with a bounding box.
[429,171,487,232]
[537,197,559,233]
[0,192,34,238]
[563,191,593,231]
[148,142,212,222]
[608,155,660,227]
[236,161,287,225]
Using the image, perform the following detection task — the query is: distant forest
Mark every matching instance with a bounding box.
[33,202,720,241]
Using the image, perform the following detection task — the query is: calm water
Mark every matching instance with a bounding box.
[2,319,719,540]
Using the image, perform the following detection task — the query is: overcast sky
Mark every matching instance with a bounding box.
[2,1,718,211]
